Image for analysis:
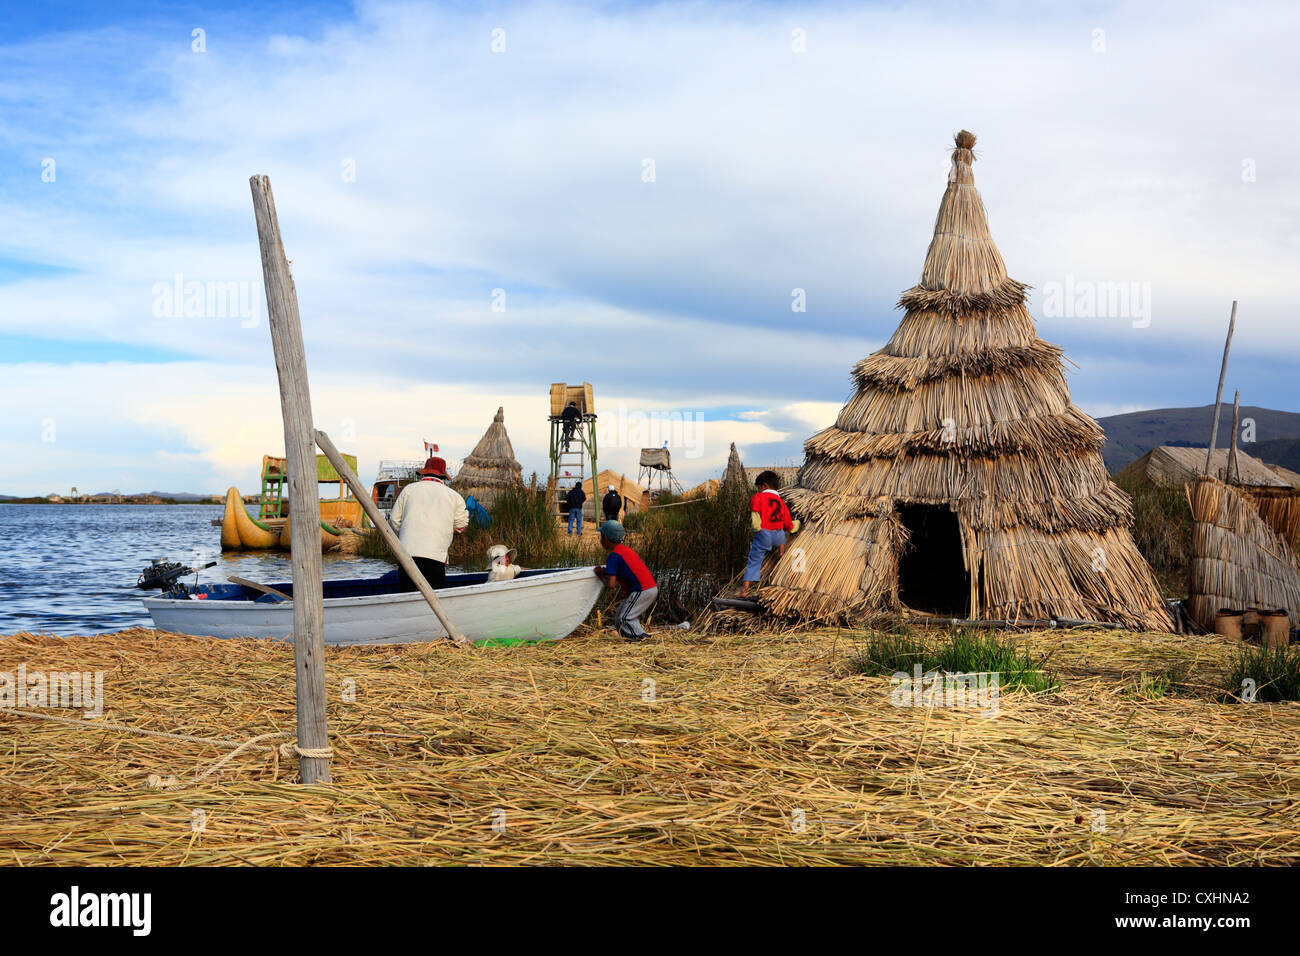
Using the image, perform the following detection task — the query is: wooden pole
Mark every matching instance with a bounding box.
[249,174,331,785]
[1228,390,1241,484]
[1204,300,1238,475]
[314,429,469,645]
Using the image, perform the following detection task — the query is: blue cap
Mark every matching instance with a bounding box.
[599,520,625,542]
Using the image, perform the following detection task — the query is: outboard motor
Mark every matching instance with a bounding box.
[137,559,216,599]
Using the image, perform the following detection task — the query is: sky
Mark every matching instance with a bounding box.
[1,0,1297,496]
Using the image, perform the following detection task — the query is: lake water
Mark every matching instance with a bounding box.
[0,504,395,635]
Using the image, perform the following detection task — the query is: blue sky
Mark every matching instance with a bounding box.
[2,0,1298,495]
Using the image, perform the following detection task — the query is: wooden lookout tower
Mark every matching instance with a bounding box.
[548,383,598,519]
[639,446,683,497]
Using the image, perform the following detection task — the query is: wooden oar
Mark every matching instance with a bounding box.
[228,575,293,602]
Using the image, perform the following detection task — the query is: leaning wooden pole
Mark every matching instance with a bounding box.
[1228,389,1241,484]
[1204,300,1238,475]
[250,174,331,785]
[315,429,469,645]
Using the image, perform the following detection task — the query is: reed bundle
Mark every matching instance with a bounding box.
[1187,476,1300,631]
[758,131,1169,631]
[1245,487,1300,551]
[1,626,1295,865]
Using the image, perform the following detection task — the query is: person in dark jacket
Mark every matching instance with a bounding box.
[565,481,586,535]
[561,401,581,450]
[601,484,621,521]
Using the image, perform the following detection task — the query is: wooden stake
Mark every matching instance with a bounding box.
[1204,300,1238,475]
[249,175,331,785]
[314,429,469,645]
[1228,390,1241,484]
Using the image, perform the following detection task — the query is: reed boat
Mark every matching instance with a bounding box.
[142,567,603,645]
[221,452,363,551]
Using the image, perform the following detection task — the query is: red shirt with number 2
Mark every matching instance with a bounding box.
[751,490,793,531]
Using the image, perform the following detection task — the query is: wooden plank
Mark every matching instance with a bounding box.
[1204,300,1238,475]
[228,575,292,602]
[314,428,469,645]
[249,174,331,785]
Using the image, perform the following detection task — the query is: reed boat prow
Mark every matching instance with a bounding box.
[142,566,603,645]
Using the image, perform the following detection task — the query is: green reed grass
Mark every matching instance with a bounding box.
[850,626,1058,694]
[1113,474,1194,598]
[1224,644,1300,702]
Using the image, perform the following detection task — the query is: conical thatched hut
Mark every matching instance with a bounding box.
[761,131,1171,631]
[450,407,523,509]
[721,443,747,487]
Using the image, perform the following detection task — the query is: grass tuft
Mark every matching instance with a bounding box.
[1224,644,1300,702]
[850,626,1057,694]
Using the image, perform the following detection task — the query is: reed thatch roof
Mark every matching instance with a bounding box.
[1118,445,1288,488]
[1268,463,1300,489]
[582,470,644,512]
[759,131,1171,631]
[450,407,523,509]
[640,448,671,470]
[721,443,747,487]
[1243,487,1300,551]
[684,478,720,499]
[1188,476,1300,630]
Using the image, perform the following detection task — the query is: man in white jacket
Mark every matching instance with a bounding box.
[389,457,469,590]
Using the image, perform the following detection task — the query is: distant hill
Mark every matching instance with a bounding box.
[1096,404,1300,473]
[1252,439,1300,473]
[145,491,214,502]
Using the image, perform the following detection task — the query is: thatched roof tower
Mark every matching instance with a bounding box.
[721,442,747,487]
[450,406,523,509]
[761,131,1171,631]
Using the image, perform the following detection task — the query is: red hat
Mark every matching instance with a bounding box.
[419,456,449,478]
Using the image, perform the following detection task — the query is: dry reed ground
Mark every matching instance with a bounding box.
[0,626,1296,865]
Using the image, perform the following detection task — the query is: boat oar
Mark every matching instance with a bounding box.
[228,575,293,602]
[315,428,470,645]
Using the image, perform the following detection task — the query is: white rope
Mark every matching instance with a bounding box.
[0,708,332,790]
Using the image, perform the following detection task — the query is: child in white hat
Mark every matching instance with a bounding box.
[486,544,522,582]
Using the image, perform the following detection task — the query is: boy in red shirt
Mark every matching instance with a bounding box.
[593,520,658,641]
[740,470,799,598]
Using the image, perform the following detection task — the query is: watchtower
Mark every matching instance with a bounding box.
[548,382,598,519]
[638,446,683,497]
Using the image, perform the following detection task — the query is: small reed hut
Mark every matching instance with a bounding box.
[1188,476,1300,630]
[760,131,1171,631]
[450,406,523,509]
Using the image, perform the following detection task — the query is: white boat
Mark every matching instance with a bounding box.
[142,567,603,645]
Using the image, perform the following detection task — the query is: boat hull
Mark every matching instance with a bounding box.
[143,567,603,645]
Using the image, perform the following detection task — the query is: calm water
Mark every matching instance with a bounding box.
[0,504,394,636]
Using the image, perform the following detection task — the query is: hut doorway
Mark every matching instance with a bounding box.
[896,504,969,616]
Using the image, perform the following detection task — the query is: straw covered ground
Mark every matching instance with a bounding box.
[1,625,1296,865]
